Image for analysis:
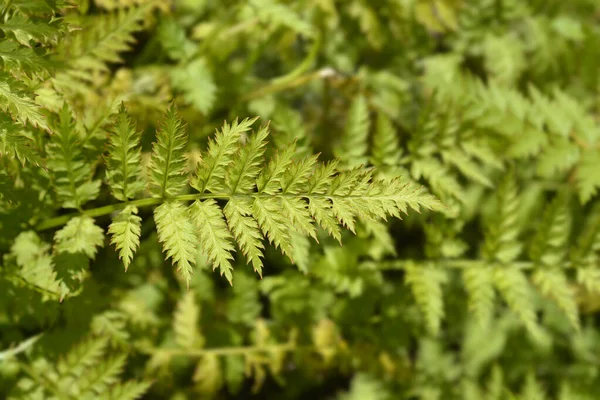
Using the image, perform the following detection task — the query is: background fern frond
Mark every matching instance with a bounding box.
[47,104,100,208]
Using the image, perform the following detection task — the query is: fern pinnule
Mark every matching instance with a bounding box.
[154,201,197,286]
[528,193,578,330]
[0,72,50,131]
[335,94,370,168]
[256,142,297,195]
[191,199,236,284]
[106,104,144,202]
[463,266,495,328]
[483,172,522,264]
[405,262,447,336]
[148,105,189,199]
[54,216,104,259]
[253,196,295,261]
[173,291,203,349]
[226,124,269,194]
[371,112,401,168]
[108,205,142,271]
[494,267,540,339]
[194,117,258,194]
[224,198,266,276]
[47,104,100,208]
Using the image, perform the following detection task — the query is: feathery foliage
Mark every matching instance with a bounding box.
[3,0,600,398]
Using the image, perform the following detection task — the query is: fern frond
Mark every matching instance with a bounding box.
[56,337,109,378]
[224,198,265,276]
[154,201,197,286]
[405,262,447,336]
[572,203,600,294]
[191,199,236,284]
[78,354,127,395]
[529,192,571,266]
[10,231,66,300]
[335,95,370,168]
[174,291,203,349]
[0,40,54,76]
[483,172,522,263]
[0,13,62,46]
[247,0,314,37]
[60,5,148,73]
[0,72,49,131]
[0,119,41,165]
[148,105,189,199]
[371,112,401,167]
[494,267,540,337]
[532,269,579,331]
[463,266,495,328]
[253,196,294,260]
[54,216,104,259]
[194,117,258,193]
[256,141,297,195]
[226,124,269,194]
[520,371,548,400]
[108,205,141,271]
[171,57,216,115]
[106,104,144,201]
[575,150,600,204]
[47,104,100,208]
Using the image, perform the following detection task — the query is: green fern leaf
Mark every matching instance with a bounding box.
[494,267,540,337]
[154,201,197,286]
[0,40,54,76]
[108,205,141,271]
[174,291,203,349]
[106,104,144,201]
[61,5,147,73]
[54,216,105,259]
[224,198,265,277]
[10,231,66,300]
[529,192,571,266]
[281,154,319,195]
[405,262,447,336]
[78,354,127,395]
[0,120,41,165]
[47,104,100,208]
[171,57,216,115]
[253,196,294,260]
[371,112,401,167]
[483,172,522,263]
[194,117,257,193]
[226,124,269,194]
[191,199,236,284]
[56,337,109,378]
[256,141,297,195]
[463,266,495,328]
[0,14,62,46]
[532,269,579,331]
[575,150,600,204]
[335,95,370,168]
[520,371,547,400]
[248,0,314,37]
[0,72,49,131]
[148,105,189,198]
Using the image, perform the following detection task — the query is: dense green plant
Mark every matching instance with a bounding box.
[2,0,600,398]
